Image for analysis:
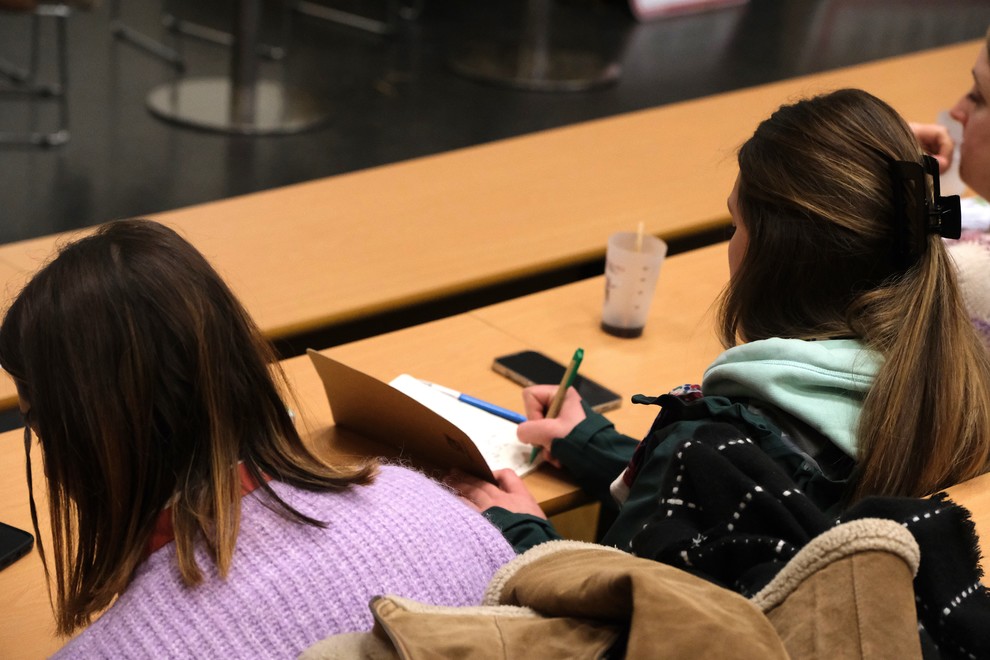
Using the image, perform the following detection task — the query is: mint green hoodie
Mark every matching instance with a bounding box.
[702,338,881,458]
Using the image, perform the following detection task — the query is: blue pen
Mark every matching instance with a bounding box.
[420,380,527,424]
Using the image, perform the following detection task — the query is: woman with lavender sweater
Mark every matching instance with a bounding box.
[0,220,513,658]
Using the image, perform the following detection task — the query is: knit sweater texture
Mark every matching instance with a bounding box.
[947,233,990,350]
[54,465,515,659]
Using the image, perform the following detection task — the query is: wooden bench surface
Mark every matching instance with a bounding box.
[0,40,977,415]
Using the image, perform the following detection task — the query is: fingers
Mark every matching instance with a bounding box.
[445,469,497,511]
[517,387,585,448]
[514,425,562,468]
[493,468,528,493]
[910,122,955,173]
[557,387,585,416]
[541,451,563,470]
[521,385,559,420]
[445,469,494,498]
[520,387,585,429]
[516,420,553,448]
[444,468,547,518]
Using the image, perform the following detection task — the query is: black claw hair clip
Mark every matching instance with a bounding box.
[891,154,961,268]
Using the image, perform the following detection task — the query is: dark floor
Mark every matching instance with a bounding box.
[1,0,989,246]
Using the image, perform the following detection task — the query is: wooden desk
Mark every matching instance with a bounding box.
[315,242,727,514]
[0,40,978,415]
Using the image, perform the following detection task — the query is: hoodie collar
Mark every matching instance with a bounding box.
[701,338,880,457]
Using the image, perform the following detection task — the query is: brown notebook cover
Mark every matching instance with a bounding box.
[308,350,495,482]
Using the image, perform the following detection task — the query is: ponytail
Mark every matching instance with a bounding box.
[727,89,990,503]
[851,236,990,498]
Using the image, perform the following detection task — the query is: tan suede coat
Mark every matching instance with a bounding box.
[302,518,922,659]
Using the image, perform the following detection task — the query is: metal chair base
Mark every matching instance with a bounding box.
[146,77,330,135]
[0,4,71,147]
[110,0,287,70]
[292,0,422,36]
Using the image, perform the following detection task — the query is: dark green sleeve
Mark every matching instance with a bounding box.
[483,507,563,554]
[481,406,641,554]
[549,404,640,504]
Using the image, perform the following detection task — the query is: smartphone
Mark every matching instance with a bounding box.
[0,521,33,572]
[492,350,622,413]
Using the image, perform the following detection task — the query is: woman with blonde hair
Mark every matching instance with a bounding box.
[0,220,514,657]
[451,88,990,553]
[913,25,990,196]
[914,27,990,349]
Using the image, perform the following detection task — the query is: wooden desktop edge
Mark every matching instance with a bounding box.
[0,40,978,415]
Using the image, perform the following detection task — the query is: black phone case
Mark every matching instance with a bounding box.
[492,350,622,413]
[0,522,34,572]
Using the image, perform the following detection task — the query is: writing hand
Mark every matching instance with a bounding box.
[514,385,586,469]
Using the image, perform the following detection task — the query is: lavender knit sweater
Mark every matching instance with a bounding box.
[54,465,515,658]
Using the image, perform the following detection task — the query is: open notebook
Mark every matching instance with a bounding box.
[308,350,537,483]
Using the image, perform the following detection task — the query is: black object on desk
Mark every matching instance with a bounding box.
[0,521,33,572]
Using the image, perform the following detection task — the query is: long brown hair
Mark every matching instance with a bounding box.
[720,88,990,501]
[0,219,375,634]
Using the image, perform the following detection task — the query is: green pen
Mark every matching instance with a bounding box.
[530,348,584,464]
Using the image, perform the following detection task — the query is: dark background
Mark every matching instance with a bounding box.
[1,0,988,245]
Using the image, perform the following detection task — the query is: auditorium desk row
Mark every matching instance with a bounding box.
[0,39,978,414]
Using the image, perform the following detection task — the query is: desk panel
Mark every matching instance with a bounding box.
[0,40,979,416]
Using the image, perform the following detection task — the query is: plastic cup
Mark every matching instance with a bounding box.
[601,231,667,338]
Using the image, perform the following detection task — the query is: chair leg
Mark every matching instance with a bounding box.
[293,0,401,36]
[109,0,186,70]
[0,13,41,89]
[0,6,70,147]
[110,0,287,65]
[48,7,69,145]
[161,9,287,60]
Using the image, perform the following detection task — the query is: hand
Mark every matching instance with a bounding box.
[445,468,547,518]
[515,385,587,469]
[909,122,954,174]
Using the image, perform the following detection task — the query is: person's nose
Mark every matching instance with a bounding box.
[950,95,968,126]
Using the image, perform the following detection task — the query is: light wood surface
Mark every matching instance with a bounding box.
[314,242,727,512]
[0,432,51,658]
[0,39,978,415]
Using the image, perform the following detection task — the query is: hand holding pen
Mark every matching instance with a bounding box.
[518,348,587,467]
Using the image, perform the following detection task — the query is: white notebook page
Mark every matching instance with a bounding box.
[389,374,538,476]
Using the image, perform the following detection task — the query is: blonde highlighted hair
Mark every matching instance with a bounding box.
[0,220,375,634]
